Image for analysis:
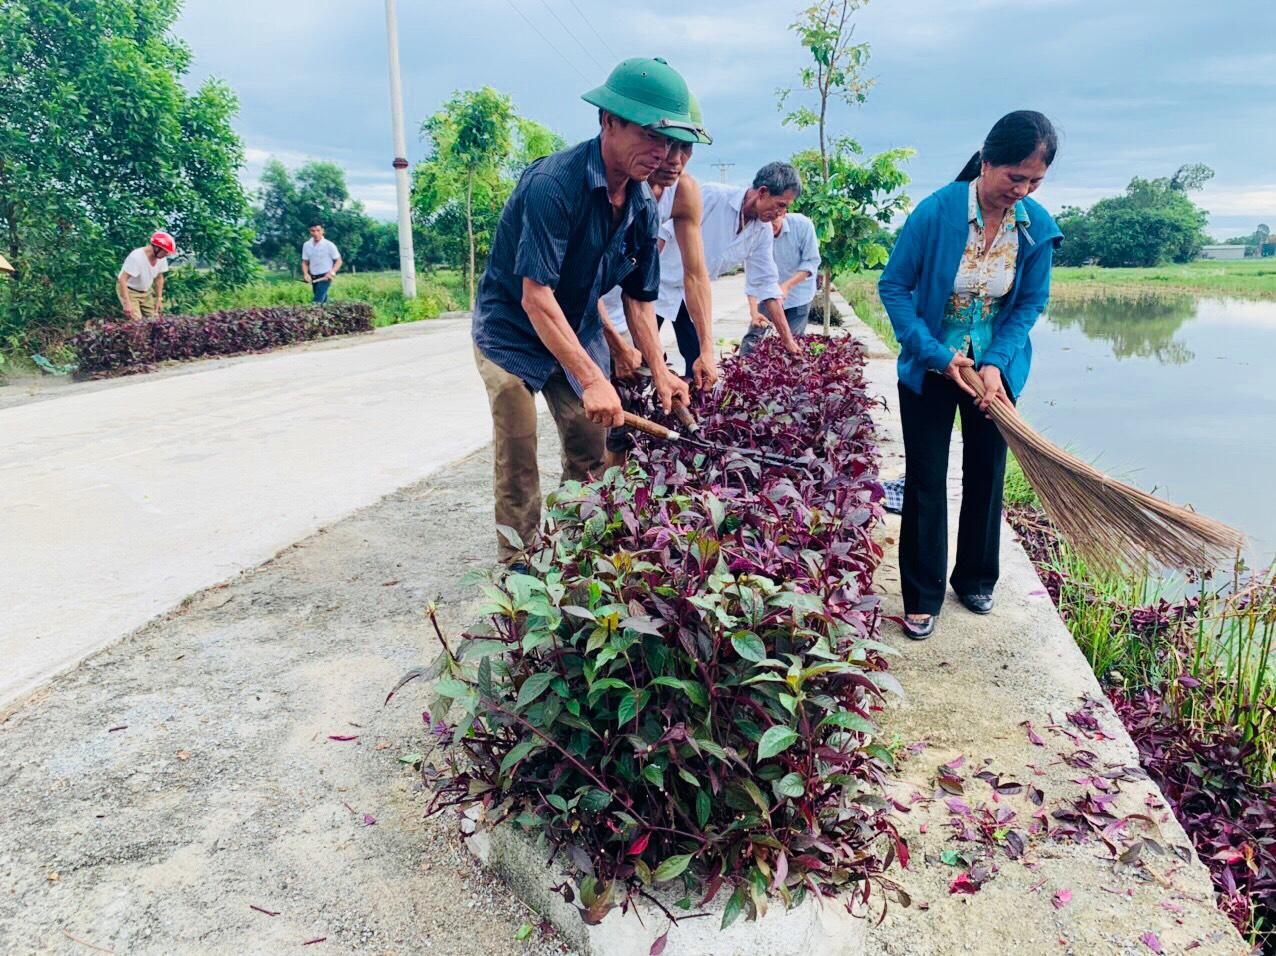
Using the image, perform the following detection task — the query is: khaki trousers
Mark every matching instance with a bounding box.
[474,346,604,563]
[125,286,159,319]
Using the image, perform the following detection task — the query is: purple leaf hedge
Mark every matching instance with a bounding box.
[72,303,374,375]
[415,336,905,926]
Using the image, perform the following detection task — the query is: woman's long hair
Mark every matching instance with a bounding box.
[956,111,1058,181]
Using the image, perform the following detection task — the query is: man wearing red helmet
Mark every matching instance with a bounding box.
[116,232,176,321]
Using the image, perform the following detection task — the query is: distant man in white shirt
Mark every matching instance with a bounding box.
[116,231,176,321]
[301,224,342,304]
[658,161,802,361]
[739,209,821,354]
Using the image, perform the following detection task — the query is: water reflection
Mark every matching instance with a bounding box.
[1045,292,1197,365]
[1025,292,1276,567]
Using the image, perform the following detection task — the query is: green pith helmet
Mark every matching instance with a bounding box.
[582,57,706,145]
[687,93,712,146]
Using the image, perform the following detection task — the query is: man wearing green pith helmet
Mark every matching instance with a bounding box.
[471,57,705,567]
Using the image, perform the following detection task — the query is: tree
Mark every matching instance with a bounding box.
[790,138,913,285]
[412,89,563,307]
[778,0,872,182]
[1052,167,1213,268]
[780,0,908,332]
[0,0,255,336]
[251,160,398,273]
[417,89,512,309]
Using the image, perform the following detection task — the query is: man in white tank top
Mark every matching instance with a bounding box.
[598,139,715,389]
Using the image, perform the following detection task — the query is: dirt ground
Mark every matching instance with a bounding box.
[0,432,572,955]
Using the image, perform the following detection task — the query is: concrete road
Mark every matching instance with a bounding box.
[0,318,493,709]
[1,278,762,711]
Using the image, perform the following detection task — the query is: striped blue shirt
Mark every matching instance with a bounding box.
[472,136,661,392]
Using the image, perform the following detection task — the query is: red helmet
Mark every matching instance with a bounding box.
[150,231,177,255]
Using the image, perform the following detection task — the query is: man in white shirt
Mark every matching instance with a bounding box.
[116,231,176,321]
[740,209,821,354]
[658,161,802,361]
[301,224,342,304]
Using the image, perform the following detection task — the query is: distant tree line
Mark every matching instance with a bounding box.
[1222,224,1273,256]
[1054,164,1216,267]
[251,160,400,274]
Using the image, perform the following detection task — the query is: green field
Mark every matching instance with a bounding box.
[176,268,467,328]
[1054,258,1276,299]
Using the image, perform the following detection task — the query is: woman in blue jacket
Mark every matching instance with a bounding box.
[878,111,1063,640]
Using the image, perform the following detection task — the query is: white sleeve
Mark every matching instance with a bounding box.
[301,244,312,262]
[156,257,170,275]
[329,241,342,260]
[744,225,783,302]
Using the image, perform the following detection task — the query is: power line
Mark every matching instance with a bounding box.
[501,0,591,81]
[535,0,606,71]
[562,0,618,60]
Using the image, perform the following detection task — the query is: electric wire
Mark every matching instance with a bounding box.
[562,0,618,58]
[534,0,605,70]
[501,0,592,81]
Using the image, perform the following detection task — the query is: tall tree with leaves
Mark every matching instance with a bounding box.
[779,0,873,183]
[413,89,563,308]
[781,0,911,332]
[418,89,512,309]
[0,0,255,336]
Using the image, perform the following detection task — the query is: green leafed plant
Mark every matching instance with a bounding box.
[395,337,907,929]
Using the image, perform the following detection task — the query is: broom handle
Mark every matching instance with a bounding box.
[624,412,681,442]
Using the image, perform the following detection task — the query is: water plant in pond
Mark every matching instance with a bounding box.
[399,337,906,927]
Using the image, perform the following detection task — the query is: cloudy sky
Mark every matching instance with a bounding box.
[175,0,1275,239]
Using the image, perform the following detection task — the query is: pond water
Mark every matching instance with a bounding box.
[1021,292,1276,569]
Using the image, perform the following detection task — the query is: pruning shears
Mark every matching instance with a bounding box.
[624,406,807,470]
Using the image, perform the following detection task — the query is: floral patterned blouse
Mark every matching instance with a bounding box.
[939,178,1030,362]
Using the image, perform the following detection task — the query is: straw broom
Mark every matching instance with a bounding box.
[957,366,1245,573]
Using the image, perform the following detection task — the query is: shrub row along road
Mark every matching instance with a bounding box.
[0,318,490,710]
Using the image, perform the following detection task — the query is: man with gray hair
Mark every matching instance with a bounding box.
[655,160,803,362]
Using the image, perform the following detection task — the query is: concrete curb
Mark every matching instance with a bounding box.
[462,809,866,956]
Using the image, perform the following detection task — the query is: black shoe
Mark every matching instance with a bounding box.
[506,561,531,576]
[958,593,994,615]
[901,615,936,640]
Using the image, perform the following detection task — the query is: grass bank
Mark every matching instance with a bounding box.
[174,268,466,328]
[1006,468,1276,948]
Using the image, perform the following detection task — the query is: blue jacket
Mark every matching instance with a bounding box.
[878,180,1063,397]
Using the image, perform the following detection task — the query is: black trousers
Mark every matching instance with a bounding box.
[657,302,701,378]
[897,372,1011,615]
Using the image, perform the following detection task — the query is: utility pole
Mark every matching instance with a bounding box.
[712,162,735,184]
[384,0,417,298]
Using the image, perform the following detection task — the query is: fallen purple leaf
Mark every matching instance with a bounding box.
[303,938,327,946]
[1140,931,1163,953]
[362,813,377,826]
[327,735,358,742]
[649,928,670,955]
[1053,888,1072,909]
